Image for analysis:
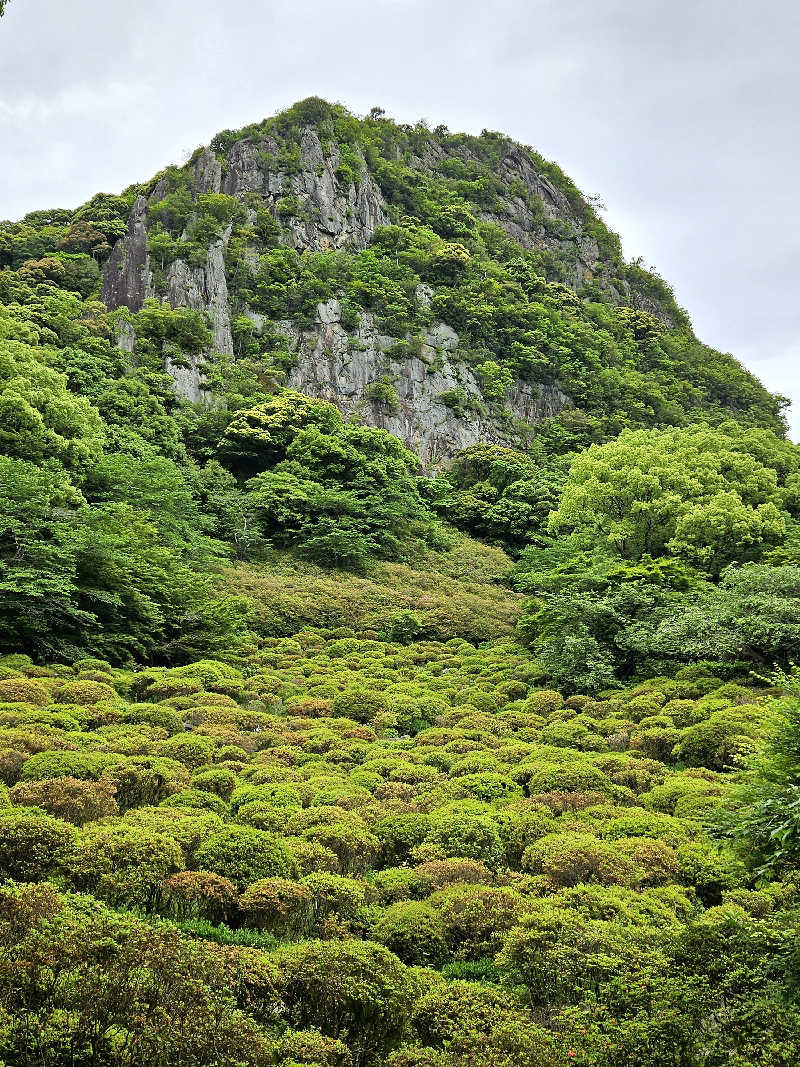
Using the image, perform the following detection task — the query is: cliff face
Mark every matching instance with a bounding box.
[99,104,682,462]
[279,300,568,465]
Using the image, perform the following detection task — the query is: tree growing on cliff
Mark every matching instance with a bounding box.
[219,391,445,567]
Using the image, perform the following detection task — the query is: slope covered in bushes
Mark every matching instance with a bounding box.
[1,644,799,1065]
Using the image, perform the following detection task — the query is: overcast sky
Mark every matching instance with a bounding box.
[2,0,799,434]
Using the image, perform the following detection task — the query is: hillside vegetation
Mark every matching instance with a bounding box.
[1,98,800,1065]
[1,646,799,1065]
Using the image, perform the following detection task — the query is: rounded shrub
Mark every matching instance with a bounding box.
[145,677,204,702]
[159,788,229,817]
[423,813,505,868]
[301,820,380,876]
[20,750,116,782]
[194,825,297,888]
[523,832,639,888]
[0,678,50,707]
[158,734,216,769]
[63,824,184,906]
[161,869,238,922]
[0,810,75,880]
[411,980,555,1058]
[239,877,312,934]
[332,689,388,724]
[303,872,366,924]
[372,901,448,966]
[522,760,615,796]
[524,690,564,715]
[120,704,184,734]
[432,883,521,959]
[73,657,114,673]
[190,767,238,800]
[673,710,761,771]
[617,836,680,887]
[9,776,117,825]
[273,939,415,1063]
[172,660,244,697]
[52,680,118,706]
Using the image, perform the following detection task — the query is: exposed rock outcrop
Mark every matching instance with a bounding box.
[101,118,633,460]
[280,300,568,466]
[166,237,234,357]
[101,195,150,312]
[223,127,389,251]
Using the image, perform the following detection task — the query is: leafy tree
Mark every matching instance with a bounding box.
[722,668,800,875]
[220,389,360,474]
[517,550,701,690]
[84,451,216,554]
[549,424,798,575]
[627,563,800,669]
[0,451,242,663]
[436,444,567,551]
[221,391,441,566]
[0,458,93,659]
[192,460,264,560]
[0,336,105,477]
[135,299,212,357]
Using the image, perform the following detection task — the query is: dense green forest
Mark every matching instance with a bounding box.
[1,97,800,1064]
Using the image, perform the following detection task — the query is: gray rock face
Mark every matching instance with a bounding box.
[163,351,208,406]
[101,195,150,311]
[192,147,222,195]
[165,236,234,358]
[223,126,388,251]
[114,318,136,354]
[160,236,234,406]
[281,300,569,466]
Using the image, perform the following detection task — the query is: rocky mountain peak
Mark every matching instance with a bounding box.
[95,98,762,466]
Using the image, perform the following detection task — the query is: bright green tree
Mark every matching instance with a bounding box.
[549,423,798,575]
[0,337,105,478]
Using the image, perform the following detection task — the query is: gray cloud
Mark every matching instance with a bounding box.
[2,0,798,432]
